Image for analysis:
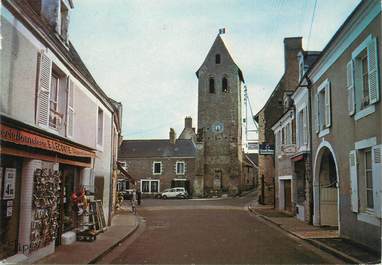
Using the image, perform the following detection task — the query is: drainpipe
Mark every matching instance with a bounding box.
[306,76,314,225]
[108,113,114,226]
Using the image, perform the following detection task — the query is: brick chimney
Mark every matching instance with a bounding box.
[185,116,192,129]
[283,37,302,90]
[169,128,176,144]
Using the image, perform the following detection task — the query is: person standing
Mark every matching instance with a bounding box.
[130,190,137,214]
[137,190,142,206]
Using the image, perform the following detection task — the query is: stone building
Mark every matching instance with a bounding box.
[0,0,122,262]
[307,0,381,251]
[118,125,196,197]
[194,34,245,196]
[254,37,303,205]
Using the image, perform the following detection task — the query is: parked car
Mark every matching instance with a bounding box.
[160,187,188,199]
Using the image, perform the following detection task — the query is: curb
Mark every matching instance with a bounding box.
[88,215,140,264]
[247,205,363,264]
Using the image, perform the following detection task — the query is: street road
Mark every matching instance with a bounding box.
[97,196,342,264]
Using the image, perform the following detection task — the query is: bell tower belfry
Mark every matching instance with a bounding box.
[194,34,245,195]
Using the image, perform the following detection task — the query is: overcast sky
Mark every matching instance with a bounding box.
[70,0,360,140]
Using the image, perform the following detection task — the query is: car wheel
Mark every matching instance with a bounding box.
[162,195,167,199]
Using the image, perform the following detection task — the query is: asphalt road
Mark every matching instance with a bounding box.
[97,196,343,264]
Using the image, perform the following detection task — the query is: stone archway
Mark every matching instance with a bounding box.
[313,141,340,229]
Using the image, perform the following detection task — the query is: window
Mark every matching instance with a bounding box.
[215,54,221,64]
[49,73,59,128]
[365,149,373,209]
[153,161,162,175]
[209,78,215,93]
[97,107,104,146]
[222,77,229,93]
[299,60,304,81]
[66,79,74,137]
[315,80,331,133]
[141,179,160,193]
[297,107,308,147]
[176,161,185,175]
[348,35,380,117]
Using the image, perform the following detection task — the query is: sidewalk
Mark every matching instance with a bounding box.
[36,211,139,264]
[248,203,381,264]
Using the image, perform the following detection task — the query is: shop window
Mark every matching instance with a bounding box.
[97,107,104,147]
[153,161,162,175]
[209,78,215,94]
[176,161,185,175]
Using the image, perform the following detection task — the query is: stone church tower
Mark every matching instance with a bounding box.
[194,34,245,196]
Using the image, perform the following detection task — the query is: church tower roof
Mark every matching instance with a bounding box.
[195,34,245,82]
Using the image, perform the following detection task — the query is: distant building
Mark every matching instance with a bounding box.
[118,126,196,196]
[1,0,122,262]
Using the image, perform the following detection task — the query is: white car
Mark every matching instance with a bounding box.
[160,187,188,199]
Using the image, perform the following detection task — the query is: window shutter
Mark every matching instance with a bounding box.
[349,150,358,213]
[37,52,52,126]
[367,37,380,104]
[66,78,74,137]
[324,81,331,128]
[303,108,308,145]
[314,94,319,133]
[346,60,355,115]
[371,144,381,218]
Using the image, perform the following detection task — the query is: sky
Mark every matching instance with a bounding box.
[69,0,360,140]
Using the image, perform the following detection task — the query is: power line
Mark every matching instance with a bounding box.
[306,0,318,50]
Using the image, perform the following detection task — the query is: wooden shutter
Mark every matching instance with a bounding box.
[314,94,319,133]
[66,78,74,137]
[346,60,355,115]
[372,145,381,218]
[37,52,52,126]
[367,37,380,104]
[349,150,358,213]
[324,81,331,128]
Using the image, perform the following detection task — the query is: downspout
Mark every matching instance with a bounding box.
[306,76,314,225]
[107,113,114,226]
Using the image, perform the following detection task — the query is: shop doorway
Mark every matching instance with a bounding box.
[278,176,293,213]
[0,156,22,260]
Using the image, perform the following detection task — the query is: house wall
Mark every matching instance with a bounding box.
[122,157,196,195]
[310,9,381,251]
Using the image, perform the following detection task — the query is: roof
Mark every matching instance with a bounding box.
[119,139,196,159]
[195,34,245,83]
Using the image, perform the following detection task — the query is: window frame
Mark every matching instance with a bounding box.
[215,54,221,64]
[140,179,160,194]
[153,161,162,175]
[364,148,374,210]
[176,161,185,175]
[209,77,215,94]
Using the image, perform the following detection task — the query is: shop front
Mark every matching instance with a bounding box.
[0,118,96,262]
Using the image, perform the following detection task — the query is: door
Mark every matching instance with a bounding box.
[284,180,292,212]
[320,187,338,226]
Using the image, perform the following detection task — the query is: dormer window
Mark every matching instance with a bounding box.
[209,78,215,93]
[215,54,221,64]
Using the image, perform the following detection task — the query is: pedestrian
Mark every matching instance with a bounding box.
[137,190,141,206]
[130,189,137,214]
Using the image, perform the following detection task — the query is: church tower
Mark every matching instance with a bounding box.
[195,34,245,195]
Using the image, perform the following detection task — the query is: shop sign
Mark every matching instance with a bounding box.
[259,143,274,155]
[0,124,95,158]
[3,168,16,200]
[281,144,297,156]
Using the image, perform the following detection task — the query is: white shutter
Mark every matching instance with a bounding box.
[37,52,52,126]
[349,150,359,213]
[367,37,379,104]
[66,78,74,137]
[371,145,381,218]
[314,94,319,133]
[324,81,331,128]
[303,107,308,145]
[346,60,355,115]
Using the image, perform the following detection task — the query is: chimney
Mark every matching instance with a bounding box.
[169,128,176,144]
[284,37,302,72]
[41,0,61,32]
[185,117,192,129]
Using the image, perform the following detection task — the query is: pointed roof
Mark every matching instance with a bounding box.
[195,34,245,83]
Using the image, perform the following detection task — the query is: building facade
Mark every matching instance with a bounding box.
[0,0,121,262]
[195,34,245,195]
[118,126,196,197]
[308,0,381,251]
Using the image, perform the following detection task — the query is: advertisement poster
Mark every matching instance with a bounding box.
[3,168,16,200]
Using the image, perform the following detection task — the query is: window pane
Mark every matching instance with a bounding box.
[154,163,161,173]
[365,150,372,169]
[50,75,58,100]
[209,78,215,93]
[366,171,373,189]
[142,181,149,192]
[367,189,374,208]
[151,181,158,193]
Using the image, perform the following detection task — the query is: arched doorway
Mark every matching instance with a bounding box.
[314,143,339,228]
